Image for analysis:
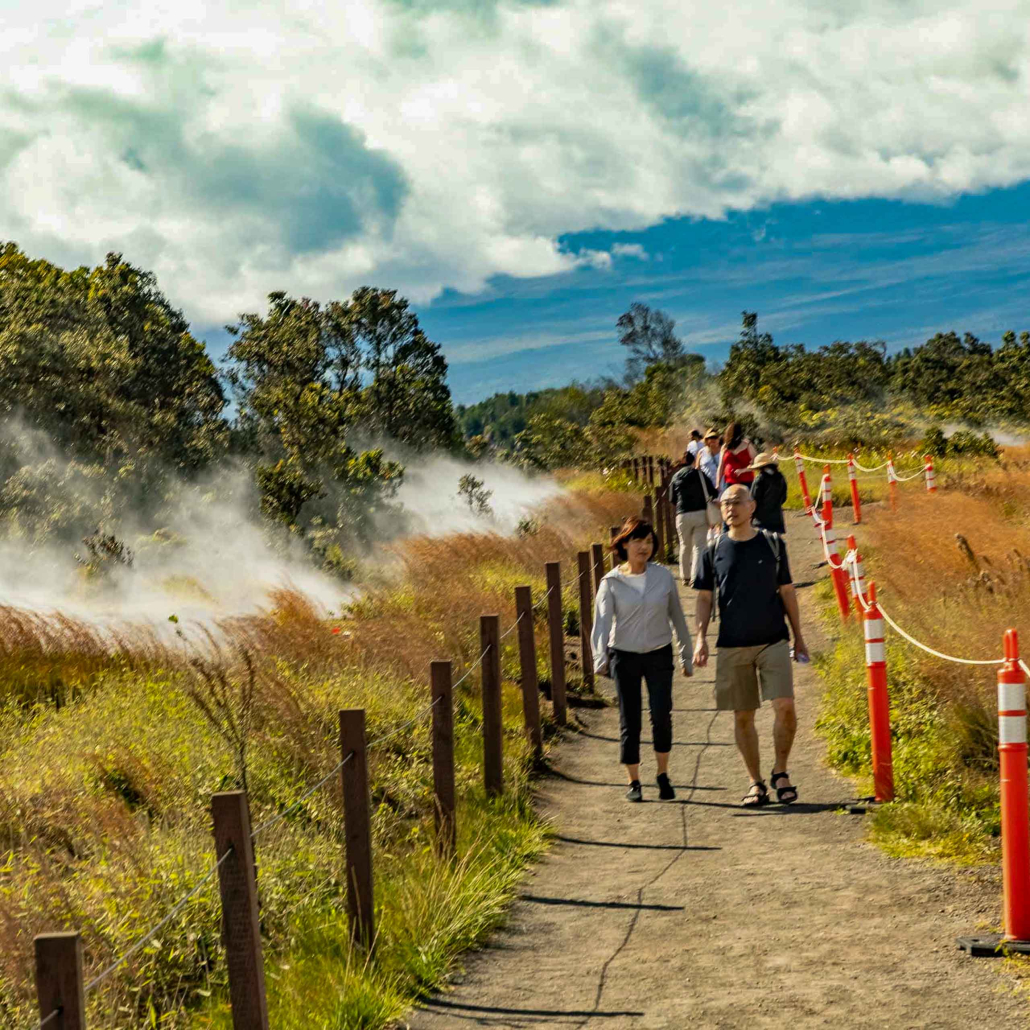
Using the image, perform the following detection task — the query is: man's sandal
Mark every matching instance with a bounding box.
[741,781,770,807]
[770,770,798,804]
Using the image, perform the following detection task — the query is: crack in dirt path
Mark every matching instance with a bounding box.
[405,526,1026,1029]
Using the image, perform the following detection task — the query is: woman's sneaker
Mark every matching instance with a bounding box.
[626,780,643,802]
[657,773,676,801]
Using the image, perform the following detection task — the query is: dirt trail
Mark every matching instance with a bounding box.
[404,525,1025,1028]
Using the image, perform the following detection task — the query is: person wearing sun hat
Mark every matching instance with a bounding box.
[746,450,788,535]
[695,428,721,482]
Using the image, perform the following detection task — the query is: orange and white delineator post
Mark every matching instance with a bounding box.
[848,454,862,524]
[862,582,894,802]
[846,534,867,619]
[819,472,851,622]
[794,447,813,513]
[925,454,937,493]
[887,454,898,512]
[998,630,1030,941]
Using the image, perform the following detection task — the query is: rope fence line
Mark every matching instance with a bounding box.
[33,1008,60,1030]
[875,601,1005,666]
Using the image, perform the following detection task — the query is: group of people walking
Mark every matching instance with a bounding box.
[591,422,808,808]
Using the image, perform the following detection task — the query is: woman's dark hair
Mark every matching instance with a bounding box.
[610,516,659,562]
[724,421,743,449]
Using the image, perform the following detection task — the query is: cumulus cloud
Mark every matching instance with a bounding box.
[2,0,1029,323]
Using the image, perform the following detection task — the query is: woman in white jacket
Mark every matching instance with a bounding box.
[591,516,693,803]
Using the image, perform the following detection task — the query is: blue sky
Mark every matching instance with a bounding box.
[418,180,1030,403]
[4,1,1030,406]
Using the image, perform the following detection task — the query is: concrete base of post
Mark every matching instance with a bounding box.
[957,934,1030,957]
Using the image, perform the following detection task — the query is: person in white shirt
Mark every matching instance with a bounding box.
[695,428,721,482]
[685,429,703,461]
[591,516,693,802]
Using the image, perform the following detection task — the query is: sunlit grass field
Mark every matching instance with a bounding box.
[0,487,633,1029]
[811,445,1030,864]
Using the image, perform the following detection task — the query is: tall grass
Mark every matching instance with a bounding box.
[814,448,1030,864]
[0,488,632,1029]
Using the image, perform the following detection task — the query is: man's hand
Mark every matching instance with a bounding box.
[681,663,692,678]
[693,637,709,668]
[792,636,809,663]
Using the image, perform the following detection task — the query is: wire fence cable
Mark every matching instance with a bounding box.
[84,848,235,995]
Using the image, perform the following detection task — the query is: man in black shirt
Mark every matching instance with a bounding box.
[692,484,809,807]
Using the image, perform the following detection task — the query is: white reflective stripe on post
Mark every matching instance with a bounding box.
[848,466,856,481]
[851,559,866,596]
[999,682,1026,712]
[999,715,1027,744]
[824,527,837,549]
[865,640,886,664]
[864,618,884,641]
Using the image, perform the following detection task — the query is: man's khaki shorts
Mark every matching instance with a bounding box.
[714,639,794,711]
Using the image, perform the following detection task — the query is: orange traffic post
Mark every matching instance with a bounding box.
[887,454,898,512]
[793,447,813,513]
[820,473,851,622]
[999,630,1030,940]
[924,454,937,493]
[848,454,862,524]
[862,582,894,803]
[846,534,867,619]
[822,464,833,521]
[960,630,1030,956]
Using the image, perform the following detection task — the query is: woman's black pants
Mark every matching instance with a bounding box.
[610,644,674,765]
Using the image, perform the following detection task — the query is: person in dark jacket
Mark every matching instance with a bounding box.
[669,451,718,585]
[746,452,788,535]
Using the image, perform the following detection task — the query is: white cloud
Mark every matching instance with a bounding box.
[612,243,649,259]
[1,0,1029,326]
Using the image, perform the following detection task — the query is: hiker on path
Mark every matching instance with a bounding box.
[716,422,756,495]
[669,451,718,586]
[747,451,788,535]
[691,484,809,808]
[695,428,721,483]
[685,429,703,462]
[591,516,693,803]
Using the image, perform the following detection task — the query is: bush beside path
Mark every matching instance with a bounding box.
[404,526,1025,1029]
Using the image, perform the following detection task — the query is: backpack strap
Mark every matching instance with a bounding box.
[759,529,783,577]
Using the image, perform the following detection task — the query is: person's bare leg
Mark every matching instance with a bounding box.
[733,709,762,783]
[655,751,669,775]
[771,697,797,787]
[625,763,640,784]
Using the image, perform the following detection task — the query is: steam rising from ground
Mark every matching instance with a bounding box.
[0,445,562,630]
[390,455,563,538]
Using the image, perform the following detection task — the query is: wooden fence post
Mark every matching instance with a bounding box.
[480,614,503,796]
[544,561,568,726]
[339,710,375,951]
[212,791,270,1030]
[430,661,456,857]
[643,493,654,526]
[514,586,543,760]
[34,932,85,1030]
[577,551,594,690]
[590,542,605,592]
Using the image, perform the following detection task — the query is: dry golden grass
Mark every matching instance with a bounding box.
[0,485,637,1028]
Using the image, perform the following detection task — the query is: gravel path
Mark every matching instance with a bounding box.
[403,525,1025,1028]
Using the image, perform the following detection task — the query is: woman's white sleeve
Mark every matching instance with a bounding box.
[591,579,613,674]
[667,578,693,673]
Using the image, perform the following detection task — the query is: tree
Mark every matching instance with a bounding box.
[0,243,228,474]
[345,286,459,449]
[616,302,685,380]
[513,414,591,470]
[720,311,781,404]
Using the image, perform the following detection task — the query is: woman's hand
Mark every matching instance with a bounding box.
[681,663,692,678]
